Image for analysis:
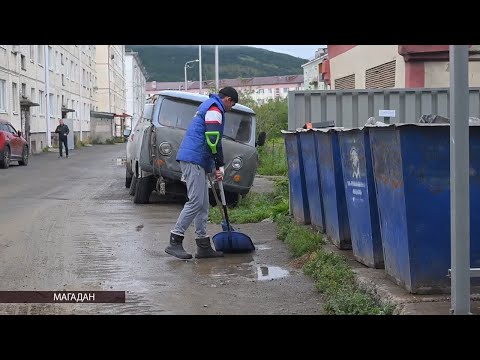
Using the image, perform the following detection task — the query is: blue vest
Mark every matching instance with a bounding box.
[176,94,225,172]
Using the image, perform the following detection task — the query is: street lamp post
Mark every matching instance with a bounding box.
[184,59,199,92]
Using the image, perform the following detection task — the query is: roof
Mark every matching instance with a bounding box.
[90,111,115,119]
[158,90,256,115]
[146,74,304,91]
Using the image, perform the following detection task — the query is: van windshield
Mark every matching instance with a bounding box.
[158,98,253,143]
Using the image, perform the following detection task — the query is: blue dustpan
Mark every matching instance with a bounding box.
[213,230,255,253]
[212,179,255,253]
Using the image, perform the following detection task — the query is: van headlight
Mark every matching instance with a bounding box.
[159,142,172,155]
[231,157,243,170]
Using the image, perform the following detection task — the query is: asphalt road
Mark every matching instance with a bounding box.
[0,144,323,315]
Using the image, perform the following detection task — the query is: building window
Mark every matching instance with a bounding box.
[66,57,69,78]
[335,74,355,90]
[37,45,44,66]
[31,88,36,115]
[39,90,44,114]
[49,93,55,116]
[365,60,396,89]
[0,80,6,112]
[56,51,60,73]
[21,55,26,70]
[48,46,53,70]
[61,53,64,65]
[12,83,18,113]
[21,83,26,98]
[62,74,65,86]
[29,45,34,61]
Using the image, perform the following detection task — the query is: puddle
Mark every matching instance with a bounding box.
[192,257,290,282]
[115,158,126,166]
[256,266,289,281]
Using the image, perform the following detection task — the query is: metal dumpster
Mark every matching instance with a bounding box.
[369,123,480,294]
[314,128,351,249]
[298,129,326,232]
[282,130,310,224]
[338,128,384,268]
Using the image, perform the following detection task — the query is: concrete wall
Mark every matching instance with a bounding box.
[329,45,405,89]
[90,116,114,143]
[424,61,480,87]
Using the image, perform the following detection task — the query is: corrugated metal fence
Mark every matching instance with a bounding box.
[288,88,480,130]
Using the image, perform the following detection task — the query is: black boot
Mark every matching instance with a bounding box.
[165,233,192,259]
[195,237,224,259]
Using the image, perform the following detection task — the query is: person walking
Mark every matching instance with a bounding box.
[55,118,70,158]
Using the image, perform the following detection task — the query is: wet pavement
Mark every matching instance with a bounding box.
[0,144,323,315]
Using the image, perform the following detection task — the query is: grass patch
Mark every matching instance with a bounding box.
[276,214,394,315]
[208,188,288,224]
[257,137,287,176]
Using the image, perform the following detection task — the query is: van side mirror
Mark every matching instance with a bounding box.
[256,131,266,147]
[123,129,131,138]
[17,130,22,137]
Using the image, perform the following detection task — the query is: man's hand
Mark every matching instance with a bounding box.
[215,166,224,182]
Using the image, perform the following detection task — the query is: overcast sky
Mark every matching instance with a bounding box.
[249,45,326,59]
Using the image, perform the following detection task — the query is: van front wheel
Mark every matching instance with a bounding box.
[133,176,153,204]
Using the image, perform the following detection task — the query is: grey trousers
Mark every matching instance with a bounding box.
[172,161,210,239]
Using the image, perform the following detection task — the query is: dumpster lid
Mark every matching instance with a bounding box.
[310,126,344,133]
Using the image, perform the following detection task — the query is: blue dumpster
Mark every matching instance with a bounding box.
[314,128,351,249]
[338,128,383,268]
[282,130,310,225]
[298,129,326,232]
[369,123,480,294]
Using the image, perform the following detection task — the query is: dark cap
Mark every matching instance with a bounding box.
[219,87,239,103]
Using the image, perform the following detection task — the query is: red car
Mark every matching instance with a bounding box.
[0,119,29,169]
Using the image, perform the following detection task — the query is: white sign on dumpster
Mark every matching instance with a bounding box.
[379,109,396,118]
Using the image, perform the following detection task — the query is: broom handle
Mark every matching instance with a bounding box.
[214,157,232,233]
[218,179,231,229]
[218,180,226,206]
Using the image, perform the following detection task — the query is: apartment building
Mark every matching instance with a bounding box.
[325,45,480,90]
[125,51,147,130]
[146,75,304,104]
[302,48,329,90]
[95,45,127,136]
[0,45,97,153]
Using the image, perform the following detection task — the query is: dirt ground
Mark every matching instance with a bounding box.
[0,144,323,315]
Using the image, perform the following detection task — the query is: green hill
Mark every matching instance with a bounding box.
[126,45,308,82]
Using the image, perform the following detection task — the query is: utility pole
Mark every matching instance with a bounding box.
[44,45,51,147]
[79,47,83,141]
[215,45,219,91]
[199,45,202,94]
[450,45,471,315]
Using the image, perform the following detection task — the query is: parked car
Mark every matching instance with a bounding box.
[0,119,29,169]
[126,91,266,206]
[125,102,155,189]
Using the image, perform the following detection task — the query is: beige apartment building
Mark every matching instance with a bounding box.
[0,45,97,153]
[95,45,127,136]
[325,45,480,90]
